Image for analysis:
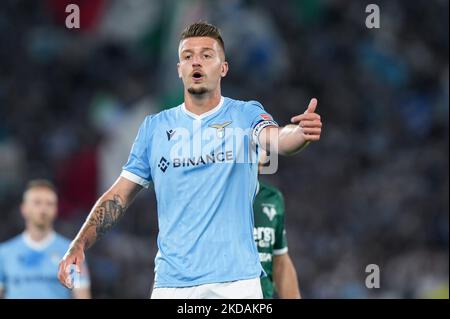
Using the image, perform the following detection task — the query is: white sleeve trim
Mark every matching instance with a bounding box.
[120,170,150,188]
[273,247,288,256]
[252,120,278,146]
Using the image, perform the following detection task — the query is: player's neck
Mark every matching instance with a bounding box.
[184,90,222,116]
[25,225,54,243]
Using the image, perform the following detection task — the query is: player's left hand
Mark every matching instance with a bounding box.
[290,98,322,142]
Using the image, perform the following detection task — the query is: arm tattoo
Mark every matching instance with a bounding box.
[73,194,126,249]
[89,194,125,239]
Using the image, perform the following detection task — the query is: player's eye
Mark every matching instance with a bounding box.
[204,54,211,59]
[184,55,191,60]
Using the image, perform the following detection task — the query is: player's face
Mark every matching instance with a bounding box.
[178,37,228,95]
[21,188,57,229]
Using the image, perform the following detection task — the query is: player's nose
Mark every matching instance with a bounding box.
[191,55,202,66]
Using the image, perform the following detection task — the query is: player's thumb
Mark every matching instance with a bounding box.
[305,98,318,114]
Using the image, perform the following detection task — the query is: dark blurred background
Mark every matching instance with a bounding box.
[0,0,448,298]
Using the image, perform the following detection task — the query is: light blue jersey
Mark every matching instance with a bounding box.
[0,232,90,299]
[121,96,278,288]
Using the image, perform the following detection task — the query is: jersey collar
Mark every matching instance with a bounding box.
[181,96,224,120]
[22,231,56,251]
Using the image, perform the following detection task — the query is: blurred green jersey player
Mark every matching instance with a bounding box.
[254,154,301,299]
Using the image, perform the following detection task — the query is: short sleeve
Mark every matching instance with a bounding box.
[121,115,153,188]
[245,101,278,146]
[273,192,288,255]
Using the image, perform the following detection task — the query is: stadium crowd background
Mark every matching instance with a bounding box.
[0,0,448,298]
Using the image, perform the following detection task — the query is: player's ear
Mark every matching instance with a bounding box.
[221,61,228,78]
[177,63,182,79]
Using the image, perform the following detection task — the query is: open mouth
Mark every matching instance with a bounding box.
[192,71,204,81]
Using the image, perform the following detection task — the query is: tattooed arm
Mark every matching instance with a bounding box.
[58,176,143,289]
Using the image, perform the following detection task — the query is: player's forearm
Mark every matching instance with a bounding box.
[277,125,310,155]
[270,98,322,155]
[275,269,301,298]
[273,255,301,299]
[70,191,127,251]
[259,126,309,156]
[68,177,142,253]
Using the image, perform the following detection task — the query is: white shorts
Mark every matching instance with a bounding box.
[150,277,263,299]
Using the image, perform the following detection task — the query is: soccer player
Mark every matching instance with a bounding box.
[0,179,91,299]
[254,154,301,299]
[58,22,322,299]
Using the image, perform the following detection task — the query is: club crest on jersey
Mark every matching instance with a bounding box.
[262,204,277,221]
[209,121,232,138]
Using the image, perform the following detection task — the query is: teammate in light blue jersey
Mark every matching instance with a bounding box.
[58,22,322,299]
[0,180,90,299]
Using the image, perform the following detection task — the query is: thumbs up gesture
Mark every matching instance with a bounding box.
[290,98,322,142]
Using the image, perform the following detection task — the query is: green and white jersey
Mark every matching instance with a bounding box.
[253,182,288,299]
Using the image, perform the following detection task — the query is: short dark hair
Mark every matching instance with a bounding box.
[180,21,225,54]
[24,179,57,195]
